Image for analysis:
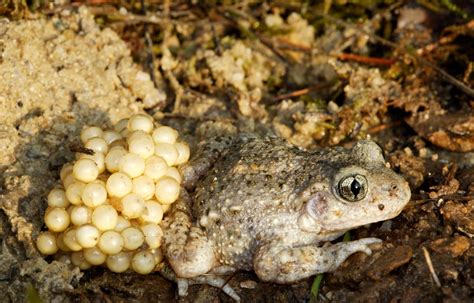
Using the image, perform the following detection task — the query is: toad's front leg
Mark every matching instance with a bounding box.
[253,238,382,283]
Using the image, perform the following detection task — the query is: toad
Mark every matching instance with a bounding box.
[162,135,411,300]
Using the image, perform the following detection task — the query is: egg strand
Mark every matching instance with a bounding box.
[36,114,189,275]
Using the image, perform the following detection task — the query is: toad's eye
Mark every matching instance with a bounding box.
[338,174,368,202]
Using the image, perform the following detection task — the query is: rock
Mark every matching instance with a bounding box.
[367,246,413,280]
[430,236,471,258]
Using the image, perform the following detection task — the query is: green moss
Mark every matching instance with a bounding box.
[352,98,368,111]
[303,96,327,111]
[439,0,468,18]
[418,0,469,18]
[26,284,42,303]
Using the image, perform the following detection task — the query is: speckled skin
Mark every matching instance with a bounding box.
[163,135,411,287]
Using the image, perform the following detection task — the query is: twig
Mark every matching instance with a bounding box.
[368,121,401,134]
[405,194,474,208]
[272,83,334,102]
[271,37,312,52]
[417,20,474,56]
[211,23,222,56]
[422,247,441,288]
[337,53,395,66]
[165,67,184,113]
[464,62,473,83]
[273,87,313,101]
[317,13,474,98]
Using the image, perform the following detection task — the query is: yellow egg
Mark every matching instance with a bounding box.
[121,193,145,219]
[106,251,130,273]
[76,224,100,248]
[119,153,145,178]
[139,200,163,224]
[106,172,132,198]
[79,152,105,173]
[70,205,92,226]
[114,118,129,133]
[98,231,124,255]
[174,142,190,165]
[121,227,144,251]
[102,130,122,145]
[63,228,82,251]
[127,114,154,133]
[36,231,58,255]
[155,176,180,205]
[65,181,85,205]
[85,137,109,154]
[114,215,132,232]
[92,205,118,231]
[152,126,178,144]
[105,146,127,173]
[129,135,155,159]
[154,143,178,166]
[47,188,69,208]
[83,246,107,265]
[81,182,107,207]
[44,207,70,232]
[131,251,155,274]
[144,156,168,181]
[60,163,74,182]
[73,158,99,183]
[71,251,92,270]
[141,223,163,249]
[81,126,103,144]
[165,167,182,184]
[132,175,155,200]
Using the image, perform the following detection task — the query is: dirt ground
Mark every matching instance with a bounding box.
[0,2,473,303]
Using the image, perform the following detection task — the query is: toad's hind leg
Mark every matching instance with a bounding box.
[162,190,217,278]
[162,192,240,301]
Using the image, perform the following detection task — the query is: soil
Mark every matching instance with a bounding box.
[0,2,473,303]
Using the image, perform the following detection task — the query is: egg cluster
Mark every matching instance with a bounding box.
[36,114,190,274]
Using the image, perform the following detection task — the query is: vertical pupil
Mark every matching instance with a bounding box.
[351,179,361,197]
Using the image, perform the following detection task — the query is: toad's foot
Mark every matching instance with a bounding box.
[326,237,382,265]
[254,238,382,283]
[160,264,240,302]
[177,275,240,302]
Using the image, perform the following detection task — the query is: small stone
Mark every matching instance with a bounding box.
[367,246,413,280]
[239,280,258,289]
[430,236,470,258]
